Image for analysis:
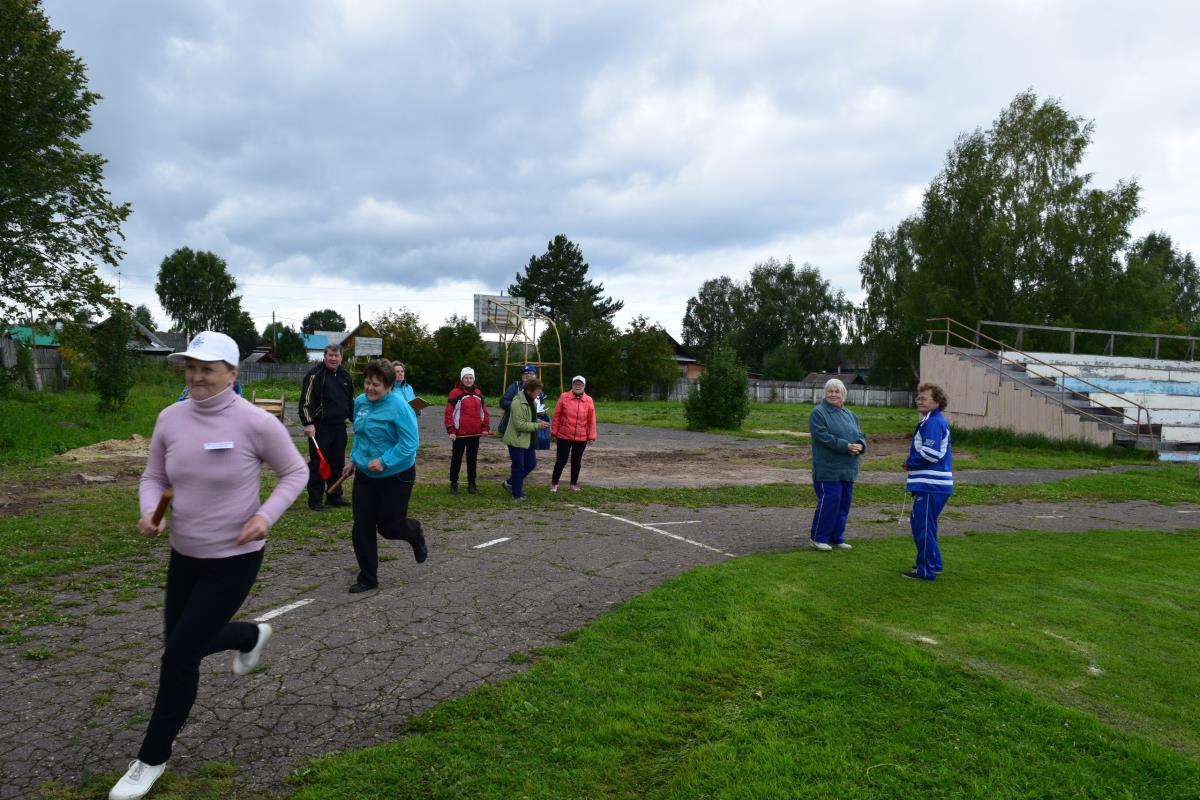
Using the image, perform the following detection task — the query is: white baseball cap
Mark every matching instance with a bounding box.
[460,367,475,379]
[571,375,586,386]
[167,331,240,368]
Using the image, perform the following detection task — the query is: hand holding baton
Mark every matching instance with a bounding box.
[326,468,351,497]
[139,488,173,537]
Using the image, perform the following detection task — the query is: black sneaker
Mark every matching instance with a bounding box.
[449,483,458,495]
[325,496,348,508]
[901,569,934,581]
[411,523,428,564]
[308,502,325,512]
[467,483,478,495]
[348,581,377,593]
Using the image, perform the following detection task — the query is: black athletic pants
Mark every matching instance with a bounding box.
[552,439,588,486]
[307,422,347,505]
[449,436,480,486]
[138,548,263,766]
[351,466,421,586]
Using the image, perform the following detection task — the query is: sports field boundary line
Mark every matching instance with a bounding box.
[573,505,735,558]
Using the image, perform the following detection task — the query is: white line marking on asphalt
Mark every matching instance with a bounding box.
[474,537,511,549]
[574,506,734,557]
[1176,510,1200,514]
[1033,515,1065,519]
[644,520,701,526]
[254,599,314,623]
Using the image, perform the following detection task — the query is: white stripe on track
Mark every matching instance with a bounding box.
[474,537,511,549]
[574,505,734,558]
[254,598,314,622]
[644,520,701,526]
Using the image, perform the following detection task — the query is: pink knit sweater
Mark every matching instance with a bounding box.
[139,387,308,559]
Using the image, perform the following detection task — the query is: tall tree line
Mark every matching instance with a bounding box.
[857,90,1199,384]
[682,258,850,380]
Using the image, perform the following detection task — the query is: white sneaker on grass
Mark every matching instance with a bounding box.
[836,542,853,550]
[232,623,272,676]
[109,759,166,800]
[811,541,833,552]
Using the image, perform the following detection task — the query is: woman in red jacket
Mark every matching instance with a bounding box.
[444,367,490,494]
[550,375,597,492]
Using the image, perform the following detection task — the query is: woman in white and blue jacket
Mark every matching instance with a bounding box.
[808,378,867,551]
[903,383,953,581]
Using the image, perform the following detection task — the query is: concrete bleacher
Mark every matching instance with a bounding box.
[1003,352,1200,449]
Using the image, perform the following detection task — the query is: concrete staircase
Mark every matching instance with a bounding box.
[920,345,1160,452]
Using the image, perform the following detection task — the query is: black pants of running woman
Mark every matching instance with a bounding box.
[138,548,264,766]
[449,435,480,485]
[551,439,588,486]
[351,465,421,586]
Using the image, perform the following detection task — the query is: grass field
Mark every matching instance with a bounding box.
[6,384,1198,798]
[283,529,1200,799]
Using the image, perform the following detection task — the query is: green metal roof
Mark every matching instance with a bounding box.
[4,326,60,347]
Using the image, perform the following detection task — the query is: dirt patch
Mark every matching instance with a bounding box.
[53,434,150,463]
[409,429,917,489]
[0,436,149,518]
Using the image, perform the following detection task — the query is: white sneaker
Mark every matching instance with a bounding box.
[550,483,558,493]
[811,541,833,552]
[109,759,166,800]
[836,542,853,550]
[232,622,272,676]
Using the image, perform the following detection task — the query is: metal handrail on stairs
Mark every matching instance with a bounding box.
[926,318,1157,451]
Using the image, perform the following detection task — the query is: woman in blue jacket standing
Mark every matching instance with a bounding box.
[902,383,953,581]
[808,378,867,551]
[340,359,427,593]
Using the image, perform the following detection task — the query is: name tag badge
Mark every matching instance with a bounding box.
[204,441,235,450]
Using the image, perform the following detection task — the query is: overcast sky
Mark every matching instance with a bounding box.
[41,0,1200,339]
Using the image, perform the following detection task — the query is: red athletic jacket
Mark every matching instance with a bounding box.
[551,390,597,442]
[444,383,490,437]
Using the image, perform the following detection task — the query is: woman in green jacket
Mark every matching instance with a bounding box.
[808,378,867,551]
[501,377,550,501]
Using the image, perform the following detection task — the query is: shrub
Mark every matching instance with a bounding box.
[91,307,139,411]
[685,346,750,430]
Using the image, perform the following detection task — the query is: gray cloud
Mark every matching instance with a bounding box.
[41,0,1200,337]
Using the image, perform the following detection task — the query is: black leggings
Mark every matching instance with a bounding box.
[552,439,588,486]
[138,548,263,766]
[351,466,420,586]
[449,436,480,485]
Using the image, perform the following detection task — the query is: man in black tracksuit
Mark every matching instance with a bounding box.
[299,344,355,510]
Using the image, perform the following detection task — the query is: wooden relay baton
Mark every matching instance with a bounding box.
[151,488,174,526]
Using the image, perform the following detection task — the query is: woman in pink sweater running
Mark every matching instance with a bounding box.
[109,331,307,800]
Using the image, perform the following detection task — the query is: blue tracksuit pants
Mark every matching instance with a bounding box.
[810,480,854,545]
[507,444,537,498]
[911,492,948,579]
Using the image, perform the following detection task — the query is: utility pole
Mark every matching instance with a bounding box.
[271,311,276,356]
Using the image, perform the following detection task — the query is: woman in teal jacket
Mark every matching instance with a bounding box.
[808,378,867,551]
[340,359,427,593]
[501,376,550,500]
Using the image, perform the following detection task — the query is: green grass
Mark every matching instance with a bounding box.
[0,384,175,465]
[283,530,1200,799]
[600,399,917,437]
